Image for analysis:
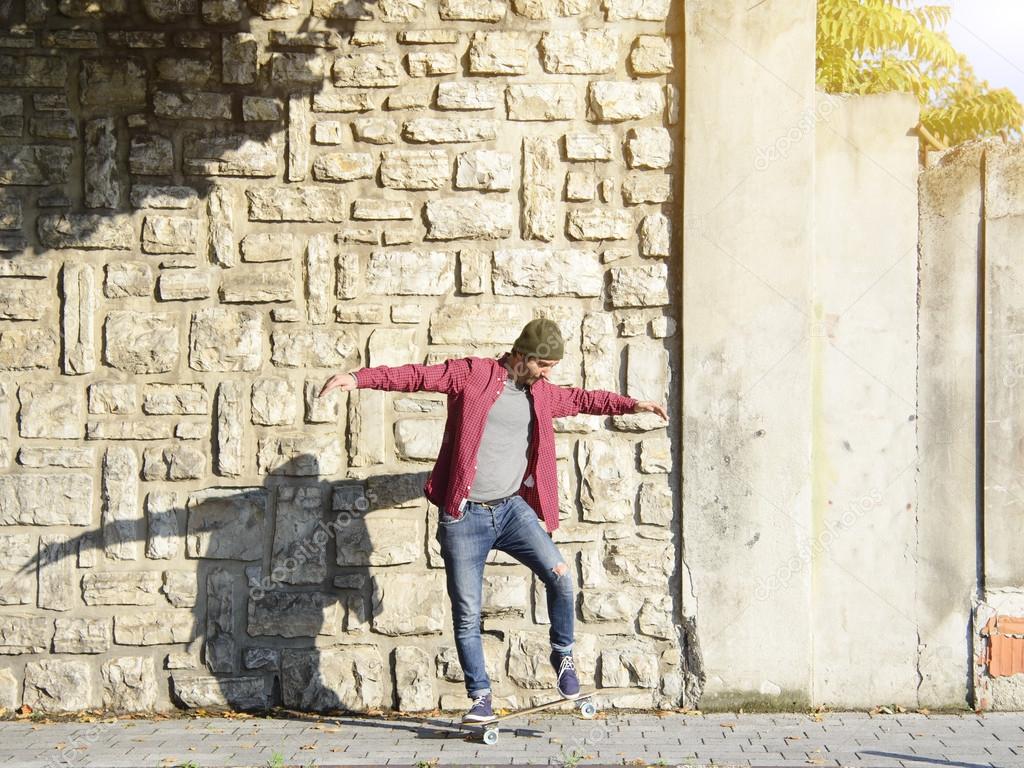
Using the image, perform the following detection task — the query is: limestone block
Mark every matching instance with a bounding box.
[215,382,245,476]
[141,444,205,481]
[202,0,242,21]
[240,233,299,263]
[336,510,423,566]
[250,379,298,426]
[367,327,419,367]
[381,150,450,190]
[603,539,673,586]
[371,572,444,635]
[246,187,346,221]
[130,185,198,209]
[129,134,174,176]
[270,327,360,369]
[506,84,577,121]
[162,570,197,608]
[437,81,501,111]
[352,117,397,144]
[248,0,300,17]
[436,637,506,682]
[248,591,340,637]
[407,51,458,77]
[113,611,196,645]
[579,439,635,522]
[144,490,180,559]
[394,418,443,461]
[79,58,146,108]
[184,134,276,177]
[348,390,386,467]
[101,446,140,561]
[567,208,633,241]
[440,0,505,19]
[638,594,673,639]
[429,303,527,344]
[84,117,119,208]
[639,437,670,473]
[508,631,596,688]
[640,213,670,257]
[271,52,325,85]
[204,567,234,673]
[312,152,375,182]
[153,91,231,120]
[588,81,664,122]
[630,35,673,75]
[257,433,344,475]
[580,588,642,622]
[189,307,262,372]
[38,213,132,249]
[0,534,34,605]
[142,216,198,255]
[352,199,414,220]
[17,382,83,439]
[494,249,602,297]
[0,474,92,525]
[602,0,667,19]
[540,31,617,74]
[609,263,668,307]
[626,127,672,169]
[394,646,434,711]
[171,673,267,708]
[425,199,514,240]
[186,487,267,560]
[600,644,659,688]
[102,310,178,374]
[53,617,111,653]
[468,32,529,74]
[333,54,401,87]
[82,572,162,605]
[219,269,293,303]
[242,96,281,121]
[0,328,55,371]
[482,573,529,616]
[38,534,73,610]
[23,660,91,711]
[366,250,455,295]
[272,485,327,585]
[280,646,384,710]
[522,137,559,241]
[101,656,157,712]
[403,118,497,143]
[512,0,586,16]
[222,32,257,85]
[0,145,72,186]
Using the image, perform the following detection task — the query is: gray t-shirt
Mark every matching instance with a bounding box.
[467,375,533,502]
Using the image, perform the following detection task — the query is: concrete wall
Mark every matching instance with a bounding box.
[0,0,685,713]
[682,0,816,709]
[811,91,920,707]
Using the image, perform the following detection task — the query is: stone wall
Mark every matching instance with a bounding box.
[0,0,684,712]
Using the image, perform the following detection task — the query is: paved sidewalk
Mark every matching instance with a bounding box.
[1,710,1022,767]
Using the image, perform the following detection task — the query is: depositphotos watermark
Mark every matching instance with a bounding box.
[754,92,852,172]
[754,487,882,601]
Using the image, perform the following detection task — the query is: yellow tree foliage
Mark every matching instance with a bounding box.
[817,0,1023,146]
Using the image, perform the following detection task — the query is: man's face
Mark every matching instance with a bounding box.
[510,353,559,384]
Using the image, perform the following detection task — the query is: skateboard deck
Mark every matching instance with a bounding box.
[475,691,598,745]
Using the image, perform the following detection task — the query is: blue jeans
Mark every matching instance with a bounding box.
[437,495,575,698]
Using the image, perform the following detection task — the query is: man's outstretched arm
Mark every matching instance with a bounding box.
[549,385,667,420]
[319,358,470,398]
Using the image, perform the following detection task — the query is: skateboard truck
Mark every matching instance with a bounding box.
[479,692,597,745]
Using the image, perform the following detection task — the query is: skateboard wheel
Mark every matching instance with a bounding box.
[483,727,499,745]
[579,701,597,719]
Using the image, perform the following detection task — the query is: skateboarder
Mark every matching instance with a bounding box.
[319,318,668,724]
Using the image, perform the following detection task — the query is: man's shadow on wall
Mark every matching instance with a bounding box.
[18,455,438,714]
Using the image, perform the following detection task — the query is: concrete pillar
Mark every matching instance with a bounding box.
[917,143,983,708]
[682,0,816,708]
[811,92,920,706]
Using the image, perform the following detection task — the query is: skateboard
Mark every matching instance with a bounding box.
[476,691,598,745]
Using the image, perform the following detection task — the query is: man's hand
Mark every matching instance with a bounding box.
[633,400,668,420]
[319,372,358,397]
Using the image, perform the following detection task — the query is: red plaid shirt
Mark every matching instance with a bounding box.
[353,353,637,531]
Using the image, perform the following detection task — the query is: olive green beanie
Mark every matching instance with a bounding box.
[513,319,564,360]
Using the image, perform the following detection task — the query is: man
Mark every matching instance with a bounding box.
[319,318,667,723]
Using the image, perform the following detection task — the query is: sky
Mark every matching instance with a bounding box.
[945,0,1024,102]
